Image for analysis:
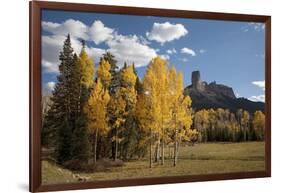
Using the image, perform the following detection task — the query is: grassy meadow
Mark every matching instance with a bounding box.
[42,141,265,184]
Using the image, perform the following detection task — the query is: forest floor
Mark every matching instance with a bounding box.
[42,141,265,185]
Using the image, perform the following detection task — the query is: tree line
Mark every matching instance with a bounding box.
[193,109,265,142]
[42,35,265,170]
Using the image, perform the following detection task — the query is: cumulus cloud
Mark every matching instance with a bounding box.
[42,60,59,74]
[248,95,265,102]
[46,81,56,91]
[107,34,157,68]
[146,22,188,44]
[166,48,177,54]
[181,47,196,56]
[42,20,89,39]
[42,19,158,73]
[252,80,265,91]
[249,80,265,102]
[89,20,114,45]
[42,34,105,74]
[160,54,170,61]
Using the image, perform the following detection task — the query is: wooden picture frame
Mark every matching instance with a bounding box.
[30,1,271,192]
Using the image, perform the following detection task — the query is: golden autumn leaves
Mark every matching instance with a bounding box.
[83,54,195,167]
[137,57,194,167]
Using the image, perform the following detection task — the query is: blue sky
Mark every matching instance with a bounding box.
[41,10,265,102]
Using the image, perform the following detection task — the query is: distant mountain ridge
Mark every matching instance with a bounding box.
[184,71,265,113]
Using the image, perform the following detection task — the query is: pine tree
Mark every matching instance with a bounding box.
[52,34,76,163]
[72,113,91,161]
[70,42,94,162]
[119,65,137,160]
[43,35,93,164]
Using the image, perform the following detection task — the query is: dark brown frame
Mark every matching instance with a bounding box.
[30,1,271,192]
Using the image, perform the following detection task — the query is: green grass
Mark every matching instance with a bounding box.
[42,142,265,184]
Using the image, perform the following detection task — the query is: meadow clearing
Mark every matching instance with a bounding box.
[42,141,265,184]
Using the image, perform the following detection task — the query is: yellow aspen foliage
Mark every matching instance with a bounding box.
[108,89,127,160]
[79,47,94,88]
[252,111,265,140]
[120,65,137,87]
[194,109,209,142]
[119,65,137,108]
[97,58,111,88]
[241,110,250,141]
[84,79,110,135]
[168,66,193,166]
[84,79,110,163]
[147,57,170,164]
[142,61,161,134]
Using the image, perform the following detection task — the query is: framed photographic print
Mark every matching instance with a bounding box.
[30,0,271,192]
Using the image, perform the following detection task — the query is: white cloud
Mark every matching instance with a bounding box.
[42,35,83,74]
[107,34,157,68]
[160,54,170,61]
[42,60,59,74]
[89,20,114,45]
[199,49,206,54]
[235,92,240,98]
[248,95,265,102]
[166,48,177,54]
[181,47,196,56]
[41,35,64,74]
[46,81,56,91]
[86,47,106,64]
[249,80,265,102]
[43,19,115,45]
[146,22,188,44]
[252,80,265,91]
[42,19,89,39]
[42,34,104,74]
[42,19,157,72]
[243,22,265,32]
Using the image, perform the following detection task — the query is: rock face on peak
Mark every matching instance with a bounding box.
[184,71,264,113]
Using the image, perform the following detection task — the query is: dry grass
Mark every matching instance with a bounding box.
[42,142,265,184]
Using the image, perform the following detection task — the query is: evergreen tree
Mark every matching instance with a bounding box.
[53,34,76,163]
[119,65,138,160]
[72,113,91,161]
[43,35,93,164]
